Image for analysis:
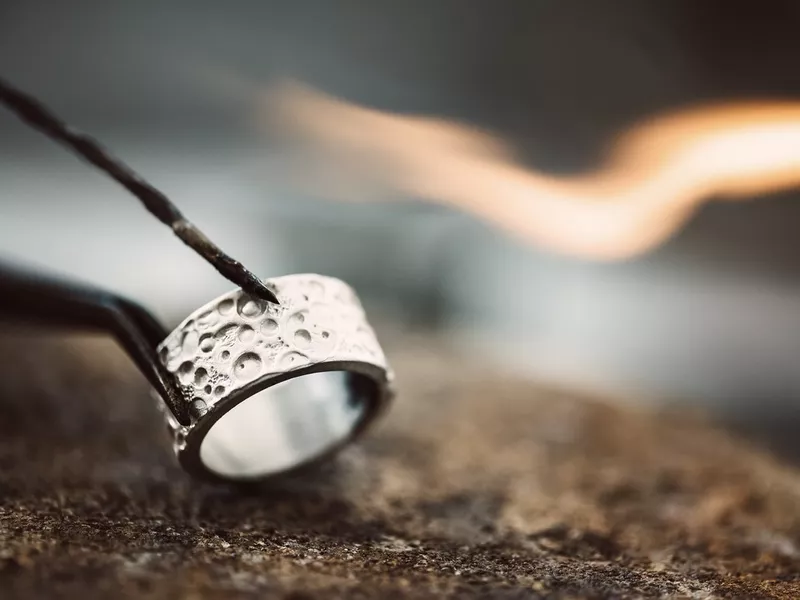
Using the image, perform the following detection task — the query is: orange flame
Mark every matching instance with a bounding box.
[266,84,800,260]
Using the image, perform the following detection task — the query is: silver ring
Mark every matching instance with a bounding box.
[156,274,393,483]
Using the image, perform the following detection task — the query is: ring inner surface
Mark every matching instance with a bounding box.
[199,371,374,479]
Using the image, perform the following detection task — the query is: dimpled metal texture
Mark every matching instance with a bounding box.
[156,274,390,436]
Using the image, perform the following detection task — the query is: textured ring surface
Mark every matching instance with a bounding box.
[156,273,393,482]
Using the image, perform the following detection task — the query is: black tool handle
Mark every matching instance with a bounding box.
[0,261,189,425]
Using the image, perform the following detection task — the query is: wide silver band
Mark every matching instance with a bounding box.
[156,274,393,483]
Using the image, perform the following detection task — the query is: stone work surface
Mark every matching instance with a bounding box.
[1,332,800,599]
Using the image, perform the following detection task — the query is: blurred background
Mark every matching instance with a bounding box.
[3,0,800,454]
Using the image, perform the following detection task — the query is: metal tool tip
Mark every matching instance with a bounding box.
[253,281,280,305]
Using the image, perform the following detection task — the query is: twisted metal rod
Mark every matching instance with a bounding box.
[0,77,279,305]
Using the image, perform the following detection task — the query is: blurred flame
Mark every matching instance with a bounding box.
[267,84,800,260]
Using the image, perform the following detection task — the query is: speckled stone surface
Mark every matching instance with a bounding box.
[1,331,800,599]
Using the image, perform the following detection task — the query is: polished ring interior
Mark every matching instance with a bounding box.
[156,274,392,483]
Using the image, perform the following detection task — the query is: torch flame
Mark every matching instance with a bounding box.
[267,84,800,260]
